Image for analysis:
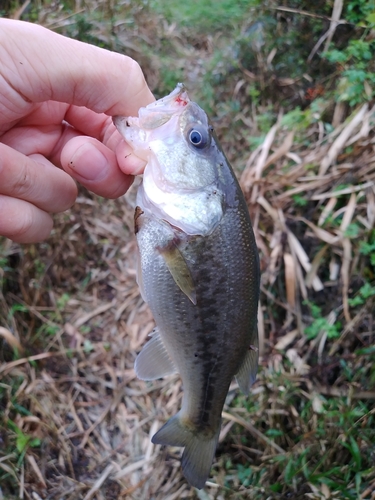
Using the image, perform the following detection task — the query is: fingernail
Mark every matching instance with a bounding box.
[69,144,108,181]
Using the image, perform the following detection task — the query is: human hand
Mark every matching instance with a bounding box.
[0,19,154,243]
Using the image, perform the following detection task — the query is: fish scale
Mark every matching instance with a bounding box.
[114,83,260,489]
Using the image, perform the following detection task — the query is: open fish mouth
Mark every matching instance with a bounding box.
[113,82,190,132]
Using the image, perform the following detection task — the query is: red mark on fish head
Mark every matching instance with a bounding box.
[175,95,188,106]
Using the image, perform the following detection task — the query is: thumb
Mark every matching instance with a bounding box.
[61,136,146,198]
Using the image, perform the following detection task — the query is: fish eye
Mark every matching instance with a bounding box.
[189,130,203,145]
[187,124,209,149]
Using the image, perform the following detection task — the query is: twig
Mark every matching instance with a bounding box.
[82,464,114,500]
[222,411,285,454]
[273,6,349,23]
[323,0,344,53]
[0,350,75,375]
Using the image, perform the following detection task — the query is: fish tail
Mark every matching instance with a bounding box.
[152,414,220,489]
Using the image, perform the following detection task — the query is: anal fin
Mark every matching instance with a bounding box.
[135,328,177,380]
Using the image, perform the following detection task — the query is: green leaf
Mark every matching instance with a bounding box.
[349,436,362,470]
[16,433,30,454]
[292,194,308,207]
[324,49,347,64]
[284,459,295,483]
[359,241,375,255]
[348,296,364,307]
[83,339,94,353]
[12,403,32,416]
[344,223,360,239]
[29,438,41,448]
[270,482,282,492]
[57,293,70,310]
[358,282,375,299]
[265,429,284,437]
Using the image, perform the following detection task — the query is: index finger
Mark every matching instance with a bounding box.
[0,19,154,117]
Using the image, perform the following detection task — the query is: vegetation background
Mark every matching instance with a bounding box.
[0,0,375,499]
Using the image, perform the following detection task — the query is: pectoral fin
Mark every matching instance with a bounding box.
[135,328,177,380]
[235,336,259,395]
[160,246,197,305]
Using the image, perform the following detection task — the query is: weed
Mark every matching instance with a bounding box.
[348,282,375,307]
[292,194,309,207]
[56,293,70,310]
[7,421,41,459]
[324,38,375,106]
[282,107,313,130]
[150,0,253,32]
[83,339,94,353]
[359,230,375,267]
[304,301,342,340]
[344,222,361,239]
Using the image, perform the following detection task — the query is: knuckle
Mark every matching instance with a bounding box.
[12,162,32,196]
[127,57,142,78]
[12,207,35,239]
[120,57,146,92]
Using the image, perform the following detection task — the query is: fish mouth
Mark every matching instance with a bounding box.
[149,83,190,111]
[113,83,191,136]
[134,83,191,130]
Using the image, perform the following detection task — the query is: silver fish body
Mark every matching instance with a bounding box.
[114,84,260,489]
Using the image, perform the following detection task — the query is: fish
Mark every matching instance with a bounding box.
[113,83,260,489]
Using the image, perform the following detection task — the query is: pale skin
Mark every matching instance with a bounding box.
[0,19,155,243]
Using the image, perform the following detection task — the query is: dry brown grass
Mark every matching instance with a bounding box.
[241,103,375,349]
[1,2,375,499]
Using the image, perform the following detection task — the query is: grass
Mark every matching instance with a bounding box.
[149,0,254,32]
[1,0,375,499]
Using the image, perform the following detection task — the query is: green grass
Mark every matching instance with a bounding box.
[150,0,255,32]
[227,363,375,498]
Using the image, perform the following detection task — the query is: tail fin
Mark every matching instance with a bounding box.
[152,414,220,489]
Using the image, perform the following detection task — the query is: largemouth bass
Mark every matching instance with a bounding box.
[114,84,260,489]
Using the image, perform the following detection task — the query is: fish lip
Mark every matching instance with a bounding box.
[113,84,191,136]
[136,83,191,123]
[148,83,190,109]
